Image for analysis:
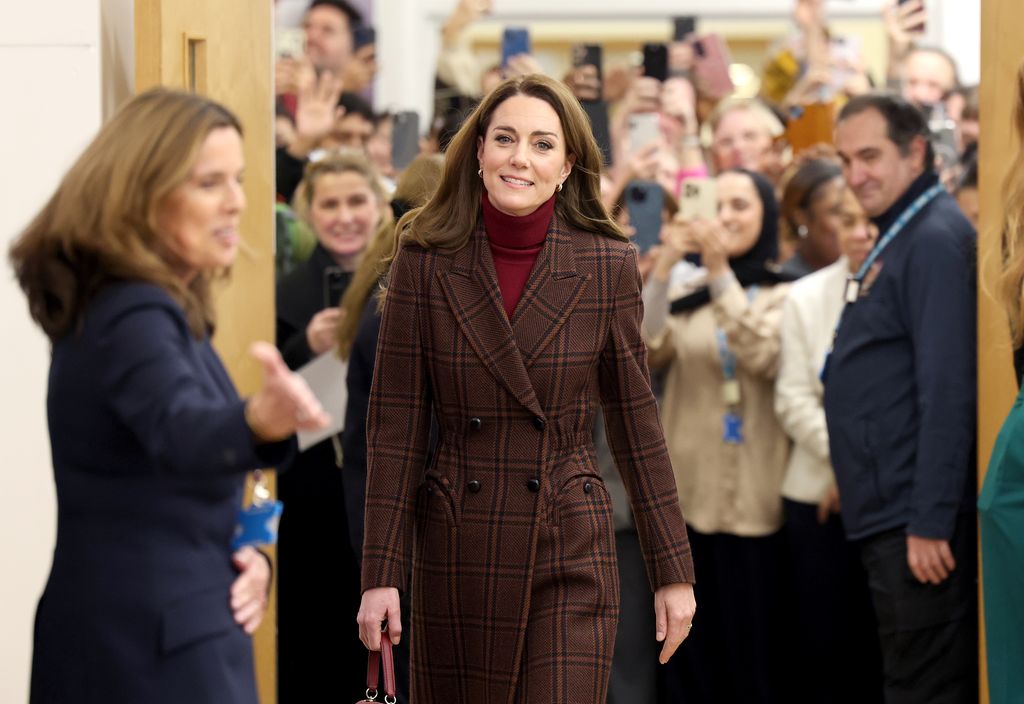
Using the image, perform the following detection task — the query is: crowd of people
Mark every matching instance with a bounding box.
[266,0,986,702]
[13,0,1008,702]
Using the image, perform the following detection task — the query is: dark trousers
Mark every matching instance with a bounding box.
[606,529,658,704]
[858,514,978,704]
[783,499,884,704]
[662,527,786,704]
[277,440,367,703]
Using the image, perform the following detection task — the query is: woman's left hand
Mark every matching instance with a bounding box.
[231,547,271,634]
[653,582,696,664]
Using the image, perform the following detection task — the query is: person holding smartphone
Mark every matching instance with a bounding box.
[642,169,792,704]
[274,150,389,702]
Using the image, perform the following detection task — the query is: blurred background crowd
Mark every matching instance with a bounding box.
[267,0,981,702]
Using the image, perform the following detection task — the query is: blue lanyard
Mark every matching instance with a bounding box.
[717,286,759,381]
[849,183,945,288]
[822,182,944,381]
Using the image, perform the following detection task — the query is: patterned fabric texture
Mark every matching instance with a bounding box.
[362,217,694,703]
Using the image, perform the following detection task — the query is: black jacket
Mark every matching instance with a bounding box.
[276,245,351,371]
[823,171,976,541]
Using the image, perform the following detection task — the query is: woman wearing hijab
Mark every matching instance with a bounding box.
[642,169,792,704]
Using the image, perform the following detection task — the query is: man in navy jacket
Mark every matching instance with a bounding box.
[824,93,977,704]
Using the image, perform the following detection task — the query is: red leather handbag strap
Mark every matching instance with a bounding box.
[365,627,396,700]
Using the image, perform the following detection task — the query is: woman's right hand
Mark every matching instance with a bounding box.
[246,342,330,442]
[306,307,343,356]
[357,587,402,651]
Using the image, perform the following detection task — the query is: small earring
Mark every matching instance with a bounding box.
[556,182,563,193]
[477,168,483,178]
[797,224,808,238]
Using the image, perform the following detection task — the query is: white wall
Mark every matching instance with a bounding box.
[0,2,101,702]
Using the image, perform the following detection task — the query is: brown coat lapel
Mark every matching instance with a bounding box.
[438,217,590,415]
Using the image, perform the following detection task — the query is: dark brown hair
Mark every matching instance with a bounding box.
[391,73,624,263]
[9,87,242,340]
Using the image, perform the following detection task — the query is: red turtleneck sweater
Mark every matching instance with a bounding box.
[482,193,555,318]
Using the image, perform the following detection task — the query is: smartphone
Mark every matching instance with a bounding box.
[391,110,420,172]
[276,28,305,59]
[680,178,718,221]
[627,181,665,254]
[628,112,660,156]
[692,33,734,99]
[582,101,612,166]
[642,43,669,82]
[353,25,376,50]
[502,27,531,68]
[827,35,862,98]
[785,103,836,155]
[673,16,697,41]
[572,43,603,82]
[897,0,926,31]
[323,267,347,308]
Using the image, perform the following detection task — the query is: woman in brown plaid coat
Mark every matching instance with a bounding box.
[356,74,696,703]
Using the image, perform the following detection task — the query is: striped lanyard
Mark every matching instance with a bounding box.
[842,182,945,304]
[821,182,945,382]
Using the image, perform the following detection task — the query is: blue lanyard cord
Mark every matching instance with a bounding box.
[716,285,759,381]
[851,183,945,284]
[821,182,945,382]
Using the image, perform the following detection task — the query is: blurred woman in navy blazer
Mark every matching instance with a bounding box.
[9,88,328,704]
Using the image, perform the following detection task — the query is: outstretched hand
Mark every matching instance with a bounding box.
[245,341,330,442]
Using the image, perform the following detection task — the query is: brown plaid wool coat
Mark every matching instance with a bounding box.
[361,216,694,704]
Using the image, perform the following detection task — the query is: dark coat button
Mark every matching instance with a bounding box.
[526,478,541,492]
[469,417,482,431]
[583,481,593,494]
[467,480,481,493]
[532,416,546,431]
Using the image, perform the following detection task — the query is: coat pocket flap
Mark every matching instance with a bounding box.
[160,584,236,654]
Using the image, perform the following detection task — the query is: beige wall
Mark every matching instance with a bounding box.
[0,2,101,701]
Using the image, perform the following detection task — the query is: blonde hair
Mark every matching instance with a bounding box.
[9,87,241,340]
[294,149,389,228]
[336,154,444,359]
[707,97,786,139]
[999,62,1024,347]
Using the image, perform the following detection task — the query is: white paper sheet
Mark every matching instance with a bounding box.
[295,351,348,451]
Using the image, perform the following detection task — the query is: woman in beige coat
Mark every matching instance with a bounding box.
[642,169,791,704]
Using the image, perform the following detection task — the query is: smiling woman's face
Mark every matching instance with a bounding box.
[476,93,575,217]
[715,171,764,257]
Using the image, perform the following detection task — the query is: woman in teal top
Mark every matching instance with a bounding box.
[979,59,1024,704]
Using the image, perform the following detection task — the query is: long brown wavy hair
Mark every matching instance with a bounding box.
[999,61,1024,347]
[390,73,624,265]
[336,154,444,359]
[9,88,242,341]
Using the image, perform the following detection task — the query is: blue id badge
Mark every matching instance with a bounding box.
[232,471,283,550]
[723,412,744,445]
